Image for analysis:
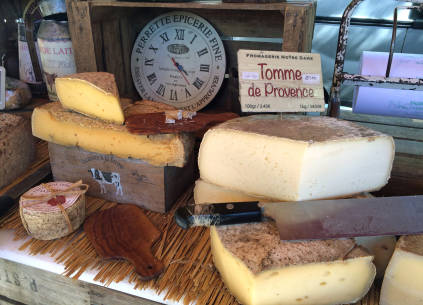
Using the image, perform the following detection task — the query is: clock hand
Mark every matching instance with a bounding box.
[170,57,190,85]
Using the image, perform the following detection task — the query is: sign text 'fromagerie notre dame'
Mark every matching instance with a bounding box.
[238,50,325,112]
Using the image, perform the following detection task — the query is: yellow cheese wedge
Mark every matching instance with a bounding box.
[31,102,194,167]
[194,179,271,204]
[55,72,124,124]
[380,235,423,305]
[199,115,395,201]
[211,222,376,305]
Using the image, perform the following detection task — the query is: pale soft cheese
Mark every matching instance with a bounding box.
[56,72,125,124]
[194,179,271,204]
[380,235,423,305]
[211,222,376,305]
[198,115,394,201]
[31,102,194,167]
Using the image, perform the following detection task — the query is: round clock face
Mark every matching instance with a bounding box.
[131,11,226,111]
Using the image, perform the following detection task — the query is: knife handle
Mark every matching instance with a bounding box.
[174,201,263,229]
[0,196,15,217]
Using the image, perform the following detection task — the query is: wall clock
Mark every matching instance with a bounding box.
[131,11,226,111]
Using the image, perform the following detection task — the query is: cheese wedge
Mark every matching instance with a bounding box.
[211,222,376,305]
[194,179,271,204]
[380,235,423,305]
[56,72,124,124]
[355,236,396,279]
[31,102,194,167]
[199,115,394,201]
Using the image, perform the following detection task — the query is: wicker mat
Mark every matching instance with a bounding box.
[0,142,381,305]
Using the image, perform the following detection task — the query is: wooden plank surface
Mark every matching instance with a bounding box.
[282,3,315,52]
[66,0,98,72]
[0,258,161,305]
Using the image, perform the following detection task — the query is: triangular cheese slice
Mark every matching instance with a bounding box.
[56,72,124,124]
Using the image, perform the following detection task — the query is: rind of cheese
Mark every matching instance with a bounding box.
[0,114,34,189]
[194,179,271,204]
[199,115,395,201]
[56,72,124,124]
[31,102,194,167]
[211,222,376,305]
[380,235,423,305]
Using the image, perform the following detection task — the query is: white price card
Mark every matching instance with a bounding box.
[0,66,5,110]
[237,50,325,113]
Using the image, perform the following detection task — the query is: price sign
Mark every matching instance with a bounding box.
[238,50,325,113]
[0,66,5,110]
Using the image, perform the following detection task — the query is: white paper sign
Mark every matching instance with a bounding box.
[238,50,325,113]
[0,67,5,110]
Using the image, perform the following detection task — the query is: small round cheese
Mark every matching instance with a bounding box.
[19,181,86,240]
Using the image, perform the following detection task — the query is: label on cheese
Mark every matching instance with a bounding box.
[238,50,325,113]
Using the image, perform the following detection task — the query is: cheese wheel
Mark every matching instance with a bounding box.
[0,113,34,189]
[199,115,394,201]
[19,182,86,240]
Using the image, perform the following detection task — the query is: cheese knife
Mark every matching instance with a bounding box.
[0,163,51,217]
[174,195,423,240]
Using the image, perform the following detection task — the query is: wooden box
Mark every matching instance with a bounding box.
[48,143,196,213]
[65,0,316,113]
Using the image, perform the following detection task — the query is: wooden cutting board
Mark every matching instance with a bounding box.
[84,204,164,280]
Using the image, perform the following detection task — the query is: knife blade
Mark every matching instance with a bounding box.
[174,195,423,240]
[0,162,51,217]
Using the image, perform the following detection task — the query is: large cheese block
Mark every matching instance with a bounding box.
[380,235,423,305]
[0,113,34,189]
[194,179,270,204]
[211,222,376,305]
[199,115,394,201]
[55,72,124,124]
[31,102,194,167]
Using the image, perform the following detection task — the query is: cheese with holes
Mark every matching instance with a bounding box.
[211,222,376,305]
[199,115,394,201]
[31,102,194,167]
[380,235,423,305]
[56,72,124,124]
[194,179,270,204]
[0,113,34,189]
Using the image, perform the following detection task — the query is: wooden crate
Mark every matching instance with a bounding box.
[340,109,423,197]
[65,0,315,113]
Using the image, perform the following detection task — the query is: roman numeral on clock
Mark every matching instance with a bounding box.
[146,73,157,85]
[144,58,154,66]
[160,32,169,44]
[200,64,210,72]
[175,29,185,40]
[185,88,192,98]
[170,89,178,101]
[192,77,204,90]
[156,84,165,96]
[149,45,158,54]
[197,48,208,57]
